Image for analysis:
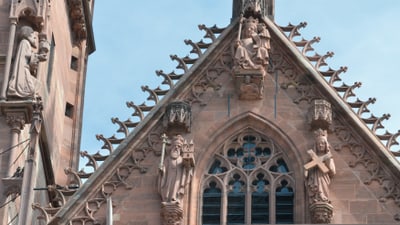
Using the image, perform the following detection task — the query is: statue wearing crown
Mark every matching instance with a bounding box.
[234,16,270,72]
[304,129,336,203]
[304,129,336,223]
[232,13,270,100]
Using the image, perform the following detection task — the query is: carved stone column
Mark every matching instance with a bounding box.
[4,113,25,177]
[0,100,34,225]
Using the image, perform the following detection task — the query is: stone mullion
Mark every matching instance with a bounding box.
[245,177,251,224]
[269,179,276,224]
[221,181,228,225]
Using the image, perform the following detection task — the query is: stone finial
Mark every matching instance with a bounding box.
[163,101,191,134]
[232,0,275,21]
[308,99,332,130]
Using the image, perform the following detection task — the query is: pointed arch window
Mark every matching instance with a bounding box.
[201,130,295,224]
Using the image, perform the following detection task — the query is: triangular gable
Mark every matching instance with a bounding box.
[42,14,400,224]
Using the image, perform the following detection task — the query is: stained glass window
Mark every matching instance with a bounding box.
[202,130,295,224]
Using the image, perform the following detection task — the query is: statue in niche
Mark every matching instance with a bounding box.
[158,135,194,205]
[233,16,270,71]
[7,26,48,99]
[304,129,336,204]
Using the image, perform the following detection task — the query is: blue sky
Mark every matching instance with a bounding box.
[81,1,400,160]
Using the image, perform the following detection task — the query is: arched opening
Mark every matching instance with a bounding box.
[191,113,305,224]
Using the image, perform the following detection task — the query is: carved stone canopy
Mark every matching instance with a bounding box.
[10,0,50,30]
[163,101,192,135]
[308,99,332,130]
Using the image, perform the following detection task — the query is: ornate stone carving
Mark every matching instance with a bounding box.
[67,0,87,40]
[5,112,26,131]
[308,99,332,131]
[310,202,333,224]
[163,101,192,134]
[232,14,271,100]
[9,0,49,29]
[158,135,195,225]
[304,129,335,223]
[158,135,194,204]
[7,26,48,99]
[160,202,183,225]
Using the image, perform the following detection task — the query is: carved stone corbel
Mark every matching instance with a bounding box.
[161,202,183,225]
[310,202,333,224]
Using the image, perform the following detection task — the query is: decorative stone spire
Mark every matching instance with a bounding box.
[232,0,275,21]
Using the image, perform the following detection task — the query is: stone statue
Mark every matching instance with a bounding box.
[7,26,48,99]
[304,129,336,204]
[233,16,270,71]
[158,135,194,205]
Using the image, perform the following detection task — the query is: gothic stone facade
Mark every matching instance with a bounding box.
[45,6,400,224]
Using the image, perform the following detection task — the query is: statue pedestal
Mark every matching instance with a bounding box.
[161,202,183,225]
[310,202,333,224]
[233,69,265,100]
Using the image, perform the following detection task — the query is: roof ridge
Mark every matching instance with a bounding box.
[278,21,400,157]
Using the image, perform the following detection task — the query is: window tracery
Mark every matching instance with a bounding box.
[201,130,295,224]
